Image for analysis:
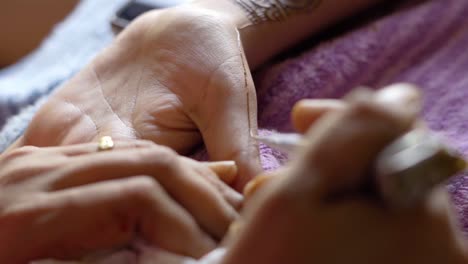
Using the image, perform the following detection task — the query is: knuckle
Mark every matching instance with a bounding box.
[144,145,179,169]
[16,145,40,154]
[154,145,178,158]
[124,146,180,178]
[124,176,161,202]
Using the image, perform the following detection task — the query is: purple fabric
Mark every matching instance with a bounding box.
[255,0,468,235]
[26,0,468,262]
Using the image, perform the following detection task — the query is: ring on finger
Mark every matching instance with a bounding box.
[98,136,115,151]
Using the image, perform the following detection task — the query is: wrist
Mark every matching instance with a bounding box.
[184,0,384,69]
[189,0,250,29]
[184,0,268,68]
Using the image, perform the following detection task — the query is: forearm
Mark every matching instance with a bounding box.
[191,0,382,68]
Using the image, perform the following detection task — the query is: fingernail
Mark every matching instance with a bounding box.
[243,174,275,201]
[204,161,238,185]
[375,83,422,113]
[295,99,346,110]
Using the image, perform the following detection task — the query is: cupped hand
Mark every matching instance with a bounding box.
[223,84,468,264]
[0,141,242,263]
[17,6,261,190]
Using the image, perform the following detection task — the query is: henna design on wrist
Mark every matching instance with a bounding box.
[234,0,322,24]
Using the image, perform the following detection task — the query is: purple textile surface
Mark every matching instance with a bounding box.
[255,0,468,235]
[2,0,466,262]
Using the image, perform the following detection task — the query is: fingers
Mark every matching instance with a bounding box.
[373,83,422,114]
[191,160,243,209]
[47,146,238,240]
[292,99,346,133]
[39,177,215,259]
[203,161,238,185]
[0,141,155,184]
[44,142,243,208]
[291,83,421,134]
[289,85,421,200]
[43,140,155,156]
[243,170,283,202]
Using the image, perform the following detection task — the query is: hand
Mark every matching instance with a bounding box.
[0,141,242,263]
[17,6,261,190]
[223,84,468,264]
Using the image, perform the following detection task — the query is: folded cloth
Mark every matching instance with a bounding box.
[1,0,468,263]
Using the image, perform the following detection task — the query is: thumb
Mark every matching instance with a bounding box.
[194,34,262,191]
[292,99,346,133]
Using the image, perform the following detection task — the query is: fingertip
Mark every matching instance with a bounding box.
[292,90,421,201]
[243,173,277,202]
[377,83,421,101]
[205,161,238,185]
[375,83,422,116]
[292,99,345,133]
[346,86,418,133]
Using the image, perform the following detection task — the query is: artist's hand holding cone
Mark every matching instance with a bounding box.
[222,84,467,264]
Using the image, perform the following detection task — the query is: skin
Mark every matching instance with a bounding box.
[9,0,380,190]
[88,84,468,263]
[234,0,323,24]
[11,7,260,190]
[0,141,242,263]
[221,84,468,264]
[5,0,467,262]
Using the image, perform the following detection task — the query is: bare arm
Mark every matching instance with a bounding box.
[192,0,382,68]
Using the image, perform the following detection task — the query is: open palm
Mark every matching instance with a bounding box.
[20,8,261,188]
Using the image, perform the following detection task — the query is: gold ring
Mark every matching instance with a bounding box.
[98,136,114,151]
